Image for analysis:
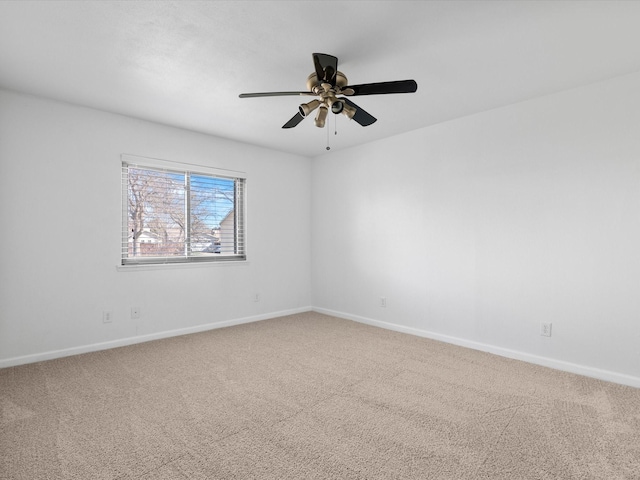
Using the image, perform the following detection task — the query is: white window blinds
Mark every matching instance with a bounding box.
[121,156,246,265]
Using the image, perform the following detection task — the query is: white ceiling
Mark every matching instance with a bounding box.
[2,1,640,157]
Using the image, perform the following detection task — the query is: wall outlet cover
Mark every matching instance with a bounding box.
[540,322,552,337]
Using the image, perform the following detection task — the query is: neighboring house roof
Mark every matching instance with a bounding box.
[220,209,234,225]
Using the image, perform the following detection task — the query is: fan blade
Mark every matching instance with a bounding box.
[282,112,305,129]
[239,91,314,98]
[344,79,417,96]
[312,53,338,86]
[343,98,377,127]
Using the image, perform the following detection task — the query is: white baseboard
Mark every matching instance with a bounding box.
[312,307,640,389]
[0,306,312,369]
[4,306,639,389]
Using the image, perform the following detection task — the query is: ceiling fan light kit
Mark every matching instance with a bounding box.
[314,104,329,128]
[239,53,418,130]
[299,99,320,117]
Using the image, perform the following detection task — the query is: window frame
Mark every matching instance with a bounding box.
[121,154,246,266]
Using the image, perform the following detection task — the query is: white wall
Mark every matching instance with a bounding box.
[311,72,640,387]
[3,71,640,388]
[0,90,312,366]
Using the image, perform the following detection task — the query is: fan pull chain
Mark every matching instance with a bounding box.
[327,115,338,150]
[326,118,330,150]
[326,114,338,151]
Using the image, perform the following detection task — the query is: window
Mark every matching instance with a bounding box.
[121,155,246,265]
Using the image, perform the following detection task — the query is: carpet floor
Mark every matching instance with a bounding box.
[1,311,639,479]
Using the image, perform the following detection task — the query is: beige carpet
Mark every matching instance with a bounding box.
[1,312,639,479]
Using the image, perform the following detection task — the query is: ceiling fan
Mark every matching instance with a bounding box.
[239,53,418,129]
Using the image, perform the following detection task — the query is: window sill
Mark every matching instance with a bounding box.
[116,260,250,272]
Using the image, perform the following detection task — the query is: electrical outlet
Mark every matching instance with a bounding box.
[131,307,140,319]
[254,293,260,302]
[380,297,387,308]
[103,311,113,323]
[540,322,552,337]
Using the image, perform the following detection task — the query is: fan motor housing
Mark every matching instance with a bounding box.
[306,71,348,91]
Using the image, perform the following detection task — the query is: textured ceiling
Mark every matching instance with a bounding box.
[2,1,640,157]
